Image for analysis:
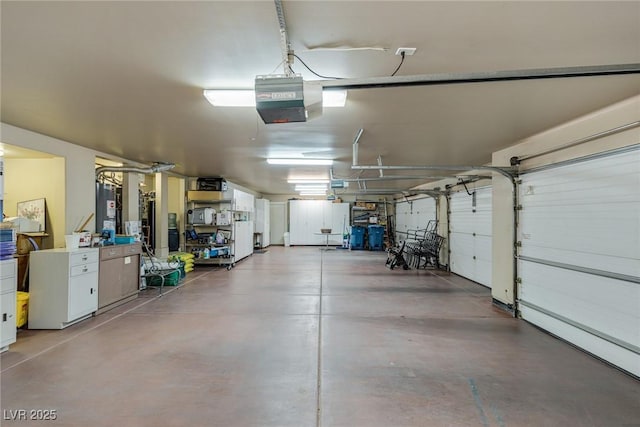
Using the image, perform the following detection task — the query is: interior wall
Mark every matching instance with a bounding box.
[168,176,185,250]
[491,94,640,308]
[0,123,151,240]
[4,157,65,248]
[168,177,184,226]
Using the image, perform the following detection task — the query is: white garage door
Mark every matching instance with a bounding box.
[449,187,493,288]
[518,147,640,377]
[394,197,436,242]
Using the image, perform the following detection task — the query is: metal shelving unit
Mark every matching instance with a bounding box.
[185,195,236,270]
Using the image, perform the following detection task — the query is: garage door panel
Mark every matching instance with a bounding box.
[519,148,640,376]
[450,237,475,282]
[474,235,492,263]
[450,233,474,254]
[395,198,436,241]
[520,305,640,378]
[521,246,638,278]
[449,188,493,287]
[474,260,492,288]
[520,151,638,193]
[519,262,639,345]
[449,216,475,234]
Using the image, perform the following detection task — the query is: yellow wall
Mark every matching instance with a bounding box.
[4,157,65,248]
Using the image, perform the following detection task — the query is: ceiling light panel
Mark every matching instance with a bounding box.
[203,89,346,107]
[267,158,333,166]
[287,179,330,184]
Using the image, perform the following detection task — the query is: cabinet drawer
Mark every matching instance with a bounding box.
[122,243,142,256]
[0,275,16,294]
[70,262,99,277]
[100,246,124,260]
[70,250,99,266]
[0,259,17,279]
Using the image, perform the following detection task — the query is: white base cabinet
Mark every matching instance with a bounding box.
[0,259,17,352]
[29,248,99,329]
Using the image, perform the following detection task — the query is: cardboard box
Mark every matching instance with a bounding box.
[73,231,92,247]
[187,190,223,202]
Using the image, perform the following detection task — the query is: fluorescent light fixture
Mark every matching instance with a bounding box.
[299,191,327,196]
[323,90,347,107]
[267,158,333,166]
[203,89,256,107]
[203,89,346,107]
[295,185,328,191]
[287,179,330,184]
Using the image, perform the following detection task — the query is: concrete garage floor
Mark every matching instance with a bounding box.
[1,246,639,426]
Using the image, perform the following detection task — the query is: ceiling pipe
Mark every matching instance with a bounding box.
[512,121,640,164]
[340,175,491,182]
[95,162,175,178]
[352,128,363,166]
[351,164,515,181]
[321,63,640,91]
[273,0,292,76]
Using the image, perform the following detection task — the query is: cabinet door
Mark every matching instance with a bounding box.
[289,200,306,245]
[1,292,16,347]
[98,258,122,308]
[121,254,141,296]
[68,272,98,321]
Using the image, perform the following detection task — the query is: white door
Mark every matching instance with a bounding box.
[449,187,492,288]
[289,200,348,245]
[517,148,640,377]
[394,197,436,242]
[270,202,286,245]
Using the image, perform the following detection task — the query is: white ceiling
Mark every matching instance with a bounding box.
[2,1,639,195]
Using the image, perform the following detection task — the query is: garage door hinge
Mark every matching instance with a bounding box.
[515,277,522,284]
[515,205,523,210]
[516,179,523,185]
[515,241,522,247]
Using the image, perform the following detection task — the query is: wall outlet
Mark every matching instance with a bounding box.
[395,47,417,56]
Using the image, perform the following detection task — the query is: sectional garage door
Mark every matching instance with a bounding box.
[395,197,436,241]
[449,187,493,288]
[517,147,640,377]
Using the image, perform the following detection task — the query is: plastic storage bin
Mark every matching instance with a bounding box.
[368,225,385,251]
[350,226,366,250]
[16,291,29,328]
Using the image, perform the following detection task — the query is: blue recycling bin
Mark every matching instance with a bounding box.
[368,225,385,251]
[350,226,366,250]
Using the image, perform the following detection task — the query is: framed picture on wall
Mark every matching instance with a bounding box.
[17,198,46,232]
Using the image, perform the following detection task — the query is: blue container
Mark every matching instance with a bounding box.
[368,225,385,251]
[350,226,366,250]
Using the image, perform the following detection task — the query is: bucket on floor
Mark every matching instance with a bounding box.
[16,291,29,328]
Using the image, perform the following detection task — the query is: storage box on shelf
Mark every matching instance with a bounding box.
[351,199,390,249]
